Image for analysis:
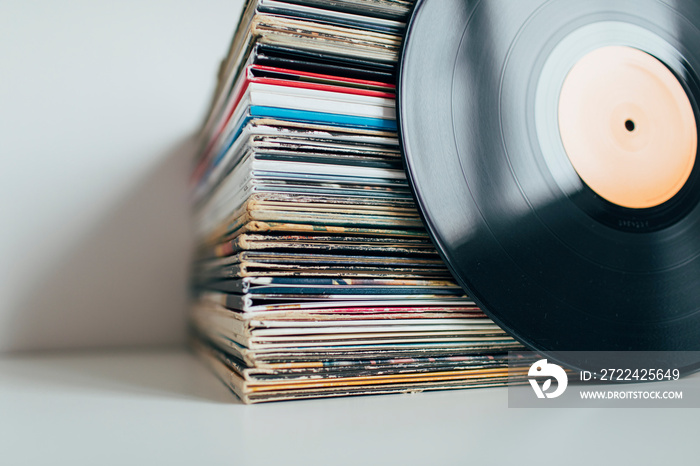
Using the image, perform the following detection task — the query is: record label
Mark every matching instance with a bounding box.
[558,45,697,209]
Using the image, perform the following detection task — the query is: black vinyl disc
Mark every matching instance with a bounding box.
[398,0,700,372]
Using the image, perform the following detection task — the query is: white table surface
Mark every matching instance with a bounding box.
[0,347,696,465]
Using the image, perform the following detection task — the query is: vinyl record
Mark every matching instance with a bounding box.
[398,0,700,371]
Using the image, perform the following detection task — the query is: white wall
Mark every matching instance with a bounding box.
[0,0,246,352]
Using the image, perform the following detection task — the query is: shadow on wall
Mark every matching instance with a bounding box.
[1,348,239,404]
[8,137,197,352]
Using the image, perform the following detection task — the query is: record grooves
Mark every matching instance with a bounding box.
[398,0,700,372]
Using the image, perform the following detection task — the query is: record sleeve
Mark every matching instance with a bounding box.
[189,0,526,403]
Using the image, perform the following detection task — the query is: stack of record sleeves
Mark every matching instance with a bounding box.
[189,0,523,403]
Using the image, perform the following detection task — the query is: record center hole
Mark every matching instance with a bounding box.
[625,119,635,132]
